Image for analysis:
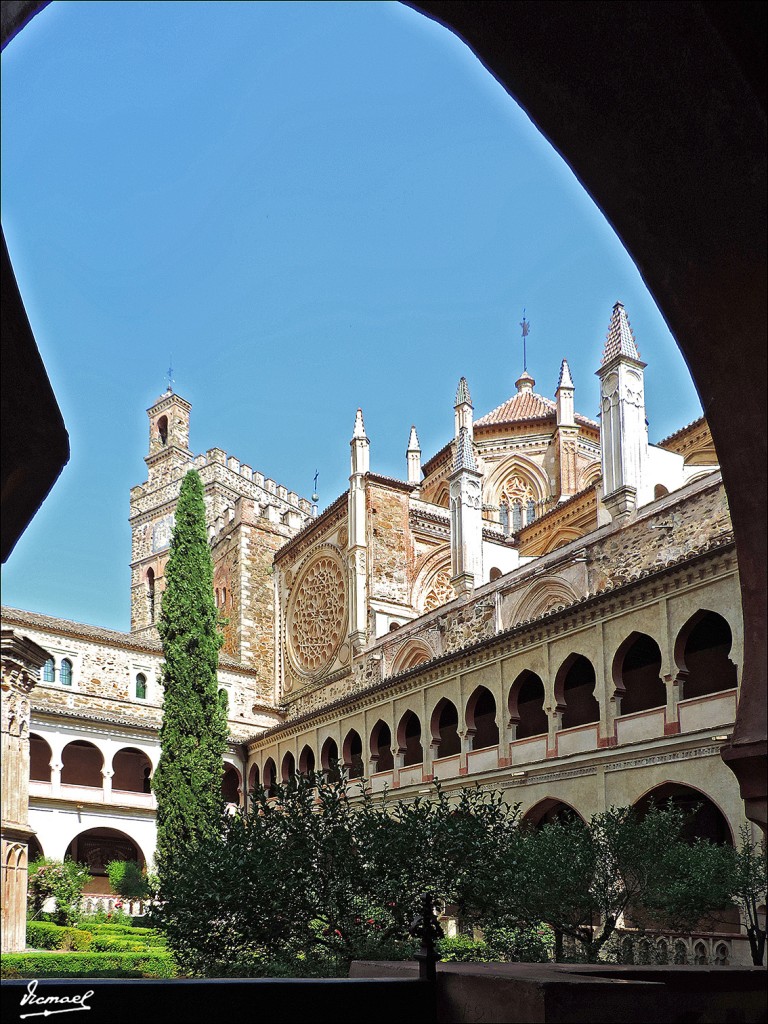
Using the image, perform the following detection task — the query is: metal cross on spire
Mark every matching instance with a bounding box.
[166,356,175,393]
[312,469,319,503]
[520,311,530,372]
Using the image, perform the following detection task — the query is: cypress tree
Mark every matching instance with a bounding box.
[153,469,227,885]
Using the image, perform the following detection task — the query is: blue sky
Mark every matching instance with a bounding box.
[1,1,703,632]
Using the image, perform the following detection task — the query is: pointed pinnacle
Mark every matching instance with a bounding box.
[407,425,421,452]
[602,301,641,364]
[352,408,367,439]
[557,359,574,389]
[455,377,472,407]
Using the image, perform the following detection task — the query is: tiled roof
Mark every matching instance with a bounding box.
[601,302,641,364]
[475,389,557,426]
[656,415,707,448]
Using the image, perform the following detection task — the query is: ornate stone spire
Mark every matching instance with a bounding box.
[454,377,474,437]
[406,426,421,486]
[557,359,574,389]
[352,408,367,440]
[453,426,477,472]
[602,301,641,364]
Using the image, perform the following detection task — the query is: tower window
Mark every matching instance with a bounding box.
[157,416,168,446]
[60,659,73,687]
[147,568,155,622]
[135,673,147,700]
[42,658,55,683]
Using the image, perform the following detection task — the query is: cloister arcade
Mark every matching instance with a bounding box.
[245,608,741,814]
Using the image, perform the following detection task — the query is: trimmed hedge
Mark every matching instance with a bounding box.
[1,951,177,979]
[26,923,93,951]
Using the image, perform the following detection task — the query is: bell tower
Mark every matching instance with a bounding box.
[145,388,193,487]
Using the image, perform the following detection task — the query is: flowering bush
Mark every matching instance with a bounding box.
[27,858,92,926]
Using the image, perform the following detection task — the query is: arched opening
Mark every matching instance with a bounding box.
[320,737,340,782]
[397,711,423,767]
[157,415,168,445]
[135,673,147,699]
[280,751,296,784]
[614,633,666,715]
[111,747,152,794]
[465,686,499,749]
[66,827,144,896]
[634,783,733,846]
[222,763,241,804]
[369,720,394,772]
[556,654,599,729]
[28,835,44,863]
[218,688,229,715]
[29,733,52,782]
[430,698,460,758]
[509,671,548,739]
[489,566,503,582]
[342,729,364,779]
[60,740,103,788]
[247,763,260,802]
[522,798,585,830]
[675,610,738,700]
[298,744,315,776]
[263,758,277,797]
[653,483,669,499]
[42,658,55,683]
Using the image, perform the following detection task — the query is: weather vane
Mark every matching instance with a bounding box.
[312,469,319,503]
[520,310,530,372]
[166,355,175,393]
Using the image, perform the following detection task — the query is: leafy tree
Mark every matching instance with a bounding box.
[105,860,151,901]
[27,857,91,926]
[153,469,228,888]
[723,825,767,966]
[500,803,731,962]
[155,773,519,976]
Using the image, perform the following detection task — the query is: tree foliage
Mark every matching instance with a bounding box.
[723,825,767,966]
[154,774,736,976]
[153,469,227,887]
[105,860,151,901]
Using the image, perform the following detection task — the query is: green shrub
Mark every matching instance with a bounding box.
[484,923,555,963]
[436,935,492,963]
[106,860,151,900]
[0,950,178,979]
[25,923,93,951]
[27,858,92,926]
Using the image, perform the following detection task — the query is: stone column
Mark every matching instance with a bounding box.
[1,629,49,952]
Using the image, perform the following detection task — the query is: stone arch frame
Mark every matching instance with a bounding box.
[539,528,584,556]
[391,637,434,675]
[464,685,499,750]
[369,718,394,772]
[65,825,147,875]
[320,736,340,779]
[110,745,153,794]
[673,608,739,700]
[429,696,461,758]
[60,738,105,788]
[484,454,550,512]
[577,463,602,491]
[553,652,600,728]
[280,750,296,784]
[341,728,364,778]
[412,546,453,614]
[522,797,586,829]
[508,578,581,626]
[298,744,315,776]
[29,732,52,783]
[611,630,666,716]
[508,669,548,740]
[222,762,242,804]
[632,780,735,847]
[395,709,424,767]
[263,757,277,795]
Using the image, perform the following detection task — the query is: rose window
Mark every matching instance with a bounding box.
[288,555,347,675]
